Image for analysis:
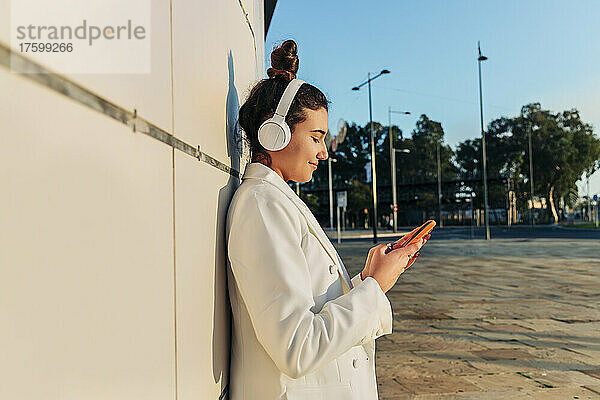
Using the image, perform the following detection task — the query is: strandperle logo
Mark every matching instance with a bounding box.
[15,19,147,46]
[11,0,151,74]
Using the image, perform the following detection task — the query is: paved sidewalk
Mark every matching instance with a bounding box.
[334,239,600,399]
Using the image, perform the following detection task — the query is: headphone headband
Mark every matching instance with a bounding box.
[274,78,305,118]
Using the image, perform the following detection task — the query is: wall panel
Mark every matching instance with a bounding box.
[0,0,268,398]
[0,68,175,400]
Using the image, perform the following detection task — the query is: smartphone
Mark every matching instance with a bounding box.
[384,219,436,255]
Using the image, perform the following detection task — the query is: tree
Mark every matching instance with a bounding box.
[456,103,600,223]
[397,115,458,208]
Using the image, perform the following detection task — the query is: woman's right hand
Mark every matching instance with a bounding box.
[360,238,425,293]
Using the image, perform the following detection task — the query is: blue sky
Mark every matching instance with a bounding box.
[265,0,600,200]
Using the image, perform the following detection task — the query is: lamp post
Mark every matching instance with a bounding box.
[477,41,491,240]
[528,122,535,227]
[388,108,410,232]
[353,69,391,243]
[587,175,592,222]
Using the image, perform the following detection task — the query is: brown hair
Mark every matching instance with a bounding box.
[238,40,329,166]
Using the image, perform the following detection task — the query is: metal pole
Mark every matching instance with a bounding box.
[336,205,341,244]
[478,42,491,240]
[470,192,474,239]
[528,122,535,227]
[437,141,443,228]
[296,182,300,196]
[389,107,398,232]
[328,157,334,228]
[587,176,592,222]
[368,72,378,243]
[506,178,512,227]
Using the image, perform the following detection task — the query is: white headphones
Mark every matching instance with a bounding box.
[258,78,305,151]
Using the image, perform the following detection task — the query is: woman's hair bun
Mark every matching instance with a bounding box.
[266,40,299,81]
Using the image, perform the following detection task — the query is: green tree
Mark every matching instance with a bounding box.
[396,115,458,209]
[456,103,600,223]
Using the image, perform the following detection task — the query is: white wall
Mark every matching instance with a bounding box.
[0,0,264,398]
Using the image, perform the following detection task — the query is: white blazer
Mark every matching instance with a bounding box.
[226,162,393,400]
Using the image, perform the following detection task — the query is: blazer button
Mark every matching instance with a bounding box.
[352,359,358,368]
[329,264,336,274]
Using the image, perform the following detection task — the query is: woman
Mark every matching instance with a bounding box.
[226,40,424,400]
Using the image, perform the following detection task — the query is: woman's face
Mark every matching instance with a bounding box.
[267,107,329,183]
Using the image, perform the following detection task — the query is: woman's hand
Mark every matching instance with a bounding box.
[360,238,425,293]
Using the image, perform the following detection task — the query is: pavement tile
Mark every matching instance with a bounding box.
[527,386,600,399]
[583,385,600,395]
[400,359,481,377]
[376,350,426,366]
[471,349,535,360]
[562,322,600,333]
[377,336,412,352]
[452,391,535,399]
[527,348,598,366]
[388,331,487,352]
[520,330,600,347]
[518,337,589,350]
[466,359,546,374]
[393,320,447,334]
[519,359,600,372]
[525,370,600,388]
[580,369,600,380]
[394,374,482,395]
[476,322,536,333]
[470,331,540,349]
[377,376,410,399]
[445,308,499,320]
[413,350,487,363]
[379,396,412,400]
[427,331,501,351]
[478,339,536,350]
[461,372,545,391]
[411,391,539,399]
[528,347,591,359]
[565,348,600,361]
[515,319,580,332]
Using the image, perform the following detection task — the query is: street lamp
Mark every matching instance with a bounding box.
[352,69,391,243]
[388,108,410,232]
[477,41,491,240]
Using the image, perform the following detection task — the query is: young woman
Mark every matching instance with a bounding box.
[226,40,424,400]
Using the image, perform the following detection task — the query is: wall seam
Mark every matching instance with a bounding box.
[237,0,257,58]
[168,1,179,399]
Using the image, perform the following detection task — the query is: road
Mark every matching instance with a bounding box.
[326,225,600,243]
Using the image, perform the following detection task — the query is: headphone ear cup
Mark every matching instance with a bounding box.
[258,119,291,151]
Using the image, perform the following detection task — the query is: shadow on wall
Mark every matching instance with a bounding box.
[212,49,244,399]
